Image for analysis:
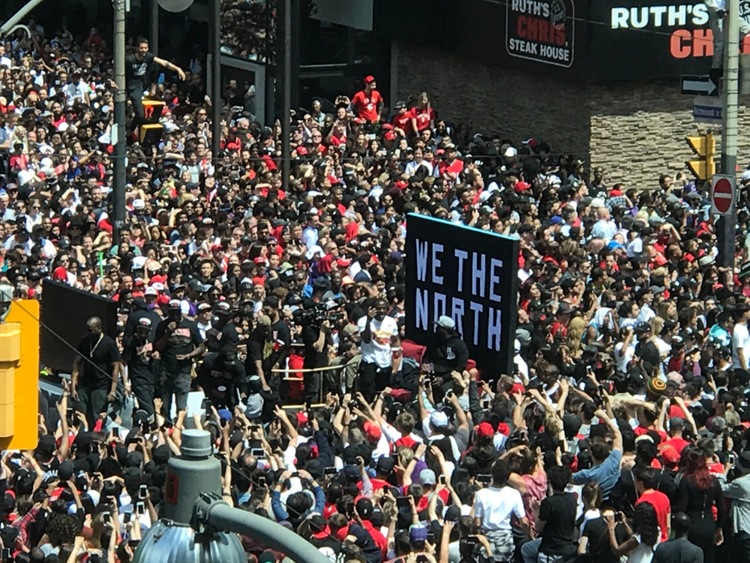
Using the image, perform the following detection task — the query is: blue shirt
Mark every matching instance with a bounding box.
[572,448,622,499]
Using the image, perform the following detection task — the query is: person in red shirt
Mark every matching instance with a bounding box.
[354,498,388,558]
[634,466,671,542]
[437,144,464,184]
[391,101,413,136]
[351,75,383,124]
[410,92,436,133]
[661,417,690,454]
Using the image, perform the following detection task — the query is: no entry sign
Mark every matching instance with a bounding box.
[711,174,735,216]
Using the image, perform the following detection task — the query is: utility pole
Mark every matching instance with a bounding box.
[718,0,740,268]
[150,0,159,55]
[211,0,221,165]
[112,0,127,247]
[280,0,292,192]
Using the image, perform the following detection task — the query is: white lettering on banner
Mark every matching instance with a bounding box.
[610,4,708,29]
[454,249,468,292]
[451,298,466,338]
[469,301,484,346]
[489,259,504,303]
[433,292,447,321]
[472,252,486,298]
[416,288,429,330]
[488,308,503,351]
[431,243,444,285]
[416,239,428,282]
[511,0,550,17]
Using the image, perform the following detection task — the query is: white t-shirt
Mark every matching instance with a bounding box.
[615,341,635,373]
[733,322,750,369]
[358,315,398,368]
[473,486,525,531]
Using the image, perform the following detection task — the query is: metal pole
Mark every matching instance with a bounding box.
[113,0,127,246]
[194,495,330,563]
[0,0,47,37]
[719,0,740,268]
[281,0,291,193]
[149,0,159,56]
[211,0,221,165]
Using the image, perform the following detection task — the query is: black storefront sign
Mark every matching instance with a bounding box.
[506,0,576,67]
[404,214,519,376]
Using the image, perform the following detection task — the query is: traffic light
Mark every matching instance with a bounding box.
[0,299,40,451]
[686,132,716,181]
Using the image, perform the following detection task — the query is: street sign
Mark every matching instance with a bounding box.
[693,96,723,124]
[712,174,735,216]
[682,75,719,96]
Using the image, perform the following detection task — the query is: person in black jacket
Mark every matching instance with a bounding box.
[425,315,469,379]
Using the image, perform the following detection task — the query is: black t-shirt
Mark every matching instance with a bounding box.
[245,329,273,377]
[121,333,154,381]
[197,353,245,405]
[539,492,577,556]
[270,319,291,366]
[205,321,240,353]
[581,517,628,563]
[301,325,329,370]
[76,334,120,389]
[155,318,203,374]
[125,52,157,92]
[636,339,661,368]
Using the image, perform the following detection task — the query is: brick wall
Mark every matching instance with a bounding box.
[394,42,750,187]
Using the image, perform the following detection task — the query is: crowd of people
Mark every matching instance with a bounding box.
[3,12,750,563]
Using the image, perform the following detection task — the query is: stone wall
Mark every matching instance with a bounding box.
[394,42,750,187]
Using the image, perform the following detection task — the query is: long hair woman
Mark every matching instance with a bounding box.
[674,446,726,563]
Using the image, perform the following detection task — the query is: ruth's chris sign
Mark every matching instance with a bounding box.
[506,0,576,67]
[609,2,750,60]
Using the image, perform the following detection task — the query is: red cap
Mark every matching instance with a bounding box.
[364,420,382,442]
[497,422,511,436]
[384,131,397,141]
[660,445,680,466]
[364,75,376,84]
[476,422,495,438]
[515,181,531,193]
[510,383,526,395]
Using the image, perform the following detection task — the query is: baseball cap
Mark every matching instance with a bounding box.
[364,75,376,84]
[430,410,449,428]
[363,420,382,442]
[419,468,436,485]
[436,315,455,329]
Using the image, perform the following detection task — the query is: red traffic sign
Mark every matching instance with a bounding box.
[711,174,735,216]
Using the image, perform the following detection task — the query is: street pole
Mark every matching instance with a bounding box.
[150,0,159,55]
[280,0,292,193]
[113,0,127,246]
[211,0,221,165]
[718,0,740,269]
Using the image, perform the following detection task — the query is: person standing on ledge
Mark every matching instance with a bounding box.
[125,37,186,122]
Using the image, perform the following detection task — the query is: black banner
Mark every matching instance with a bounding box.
[506,0,576,68]
[41,280,118,373]
[404,214,519,376]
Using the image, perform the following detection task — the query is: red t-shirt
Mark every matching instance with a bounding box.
[392,111,412,135]
[352,89,383,123]
[636,489,671,542]
[663,436,689,454]
[410,106,436,131]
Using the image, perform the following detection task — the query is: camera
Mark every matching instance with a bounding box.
[292,302,344,327]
